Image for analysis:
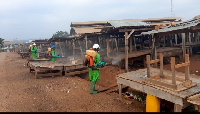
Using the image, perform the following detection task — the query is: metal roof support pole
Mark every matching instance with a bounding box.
[182,33,186,61]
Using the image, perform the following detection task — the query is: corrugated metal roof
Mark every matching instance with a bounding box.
[142,17,200,35]
[107,21,149,28]
[72,27,102,34]
[71,17,183,26]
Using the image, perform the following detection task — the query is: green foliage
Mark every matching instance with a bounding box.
[52,31,69,38]
[0,38,4,48]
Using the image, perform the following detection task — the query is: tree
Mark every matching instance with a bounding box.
[0,38,4,48]
[52,31,69,38]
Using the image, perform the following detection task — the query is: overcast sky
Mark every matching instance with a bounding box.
[0,0,199,41]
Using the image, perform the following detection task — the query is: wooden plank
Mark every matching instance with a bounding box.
[175,62,190,69]
[117,68,200,98]
[174,104,182,112]
[127,29,134,39]
[182,33,186,60]
[119,29,133,32]
[145,78,177,90]
[150,74,160,79]
[171,57,176,85]
[149,59,160,64]
[65,69,88,76]
[185,54,190,81]
[143,83,184,105]
[125,31,129,73]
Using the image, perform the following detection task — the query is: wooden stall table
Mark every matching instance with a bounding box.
[28,61,64,79]
[64,60,88,76]
[187,93,200,112]
[117,68,200,112]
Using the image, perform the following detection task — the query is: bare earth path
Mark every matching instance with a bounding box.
[0,52,145,112]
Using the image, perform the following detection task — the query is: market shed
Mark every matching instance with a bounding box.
[142,16,200,60]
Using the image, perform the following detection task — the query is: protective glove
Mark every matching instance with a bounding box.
[100,61,105,67]
[90,66,100,70]
[55,55,60,58]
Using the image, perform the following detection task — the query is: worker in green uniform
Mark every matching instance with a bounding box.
[51,45,60,62]
[89,44,105,94]
[31,43,37,59]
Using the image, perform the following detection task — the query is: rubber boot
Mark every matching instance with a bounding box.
[90,81,97,94]
[94,81,98,91]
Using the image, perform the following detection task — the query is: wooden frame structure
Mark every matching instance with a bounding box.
[64,64,88,76]
[145,53,195,91]
[28,61,64,79]
[28,61,88,79]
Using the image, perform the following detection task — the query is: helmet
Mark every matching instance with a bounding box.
[52,45,55,48]
[33,43,36,46]
[92,44,100,49]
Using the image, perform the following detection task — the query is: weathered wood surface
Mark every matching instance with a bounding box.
[117,68,200,101]
[187,93,200,105]
[28,60,87,78]
[113,47,182,61]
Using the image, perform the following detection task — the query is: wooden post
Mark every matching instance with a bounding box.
[154,47,157,68]
[125,31,129,72]
[118,83,122,99]
[164,35,166,48]
[174,104,182,112]
[160,53,164,78]
[143,58,147,68]
[129,36,133,53]
[115,38,118,53]
[151,34,155,60]
[194,32,198,43]
[134,37,136,51]
[73,40,75,56]
[185,32,188,44]
[171,57,176,85]
[85,35,88,50]
[106,37,110,57]
[185,54,189,81]
[170,34,173,47]
[149,36,152,49]
[189,32,191,44]
[175,34,177,45]
[146,55,150,78]
[182,33,186,60]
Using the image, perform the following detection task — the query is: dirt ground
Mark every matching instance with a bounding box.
[0,52,145,112]
[1,52,199,112]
